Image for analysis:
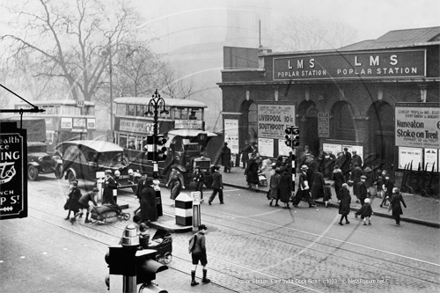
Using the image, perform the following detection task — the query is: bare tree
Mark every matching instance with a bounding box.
[0,0,142,102]
[159,64,194,99]
[273,16,357,52]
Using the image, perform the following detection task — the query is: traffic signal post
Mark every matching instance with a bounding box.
[285,126,300,193]
[145,90,169,179]
[105,224,168,293]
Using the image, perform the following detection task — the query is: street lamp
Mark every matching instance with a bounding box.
[145,89,169,179]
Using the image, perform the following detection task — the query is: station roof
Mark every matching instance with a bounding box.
[339,26,440,51]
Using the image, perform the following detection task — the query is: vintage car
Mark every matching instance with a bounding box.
[27,142,57,181]
[53,140,137,190]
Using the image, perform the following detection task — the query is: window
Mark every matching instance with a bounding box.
[116,104,127,116]
[136,105,145,117]
[128,105,136,116]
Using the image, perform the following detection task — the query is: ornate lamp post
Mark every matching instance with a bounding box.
[145,89,169,179]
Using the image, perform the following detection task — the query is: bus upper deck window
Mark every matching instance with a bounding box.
[128,105,136,116]
[116,104,127,116]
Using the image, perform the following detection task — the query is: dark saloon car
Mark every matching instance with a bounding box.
[53,140,137,189]
[27,142,56,181]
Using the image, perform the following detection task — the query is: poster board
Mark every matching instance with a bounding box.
[398,147,423,170]
[278,140,292,156]
[224,119,239,154]
[257,103,295,140]
[258,138,274,158]
[424,148,439,172]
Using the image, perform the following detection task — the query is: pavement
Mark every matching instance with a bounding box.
[149,166,440,232]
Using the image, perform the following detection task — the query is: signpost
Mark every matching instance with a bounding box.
[0,122,28,220]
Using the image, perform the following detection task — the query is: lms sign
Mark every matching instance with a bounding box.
[0,122,27,220]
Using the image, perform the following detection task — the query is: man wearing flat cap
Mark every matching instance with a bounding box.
[292,165,315,208]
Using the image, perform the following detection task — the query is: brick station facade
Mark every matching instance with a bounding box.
[218,27,440,173]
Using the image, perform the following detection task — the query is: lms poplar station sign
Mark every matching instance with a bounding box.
[0,122,27,220]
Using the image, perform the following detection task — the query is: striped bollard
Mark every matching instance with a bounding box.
[191,192,202,232]
[175,193,193,226]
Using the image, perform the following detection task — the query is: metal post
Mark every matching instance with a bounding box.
[109,36,114,142]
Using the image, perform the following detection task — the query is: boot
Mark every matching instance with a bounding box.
[191,271,199,286]
[202,269,211,284]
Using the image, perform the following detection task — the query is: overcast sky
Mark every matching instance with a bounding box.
[134,0,440,52]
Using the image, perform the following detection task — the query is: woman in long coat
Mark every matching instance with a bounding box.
[278,168,292,208]
[140,178,158,222]
[65,181,82,221]
[338,183,351,225]
[389,187,407,226]
[332,165,345,199]
[167,167,185,200]
[245,157,259,190]
[268,169,281,206]
[311,170,325,202]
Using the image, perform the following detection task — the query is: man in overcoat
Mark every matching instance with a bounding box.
[140,178,158,222]
[220,142,232,173]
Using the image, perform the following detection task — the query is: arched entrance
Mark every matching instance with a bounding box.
[240,100,258,145]
[330,101,356,141]
[367,101,394,170]
[297,101,319,156]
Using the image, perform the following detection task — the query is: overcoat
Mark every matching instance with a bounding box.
[269,173,281,199]
[66,188,82,213]
[390,192,407,216]
[278,172,292,203]
[338,188,351,215]
[221,146,232,167]
[311,171,325,200]
[140,186,158,222]
[102,176,117,205]
[245,159,259,184]
[332,169,345,199]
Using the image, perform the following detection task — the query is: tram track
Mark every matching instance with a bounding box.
[28,178,440,292]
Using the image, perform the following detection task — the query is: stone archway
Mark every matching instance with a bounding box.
[239,100,258,146]
[330,101,356,141]
[297,100,319,156]
[366,101,394,170]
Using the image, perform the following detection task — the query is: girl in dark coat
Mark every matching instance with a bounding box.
[389,187,407,226]
[332,166,345,199]
[102,170,117,205]
[245,157,259,190]
[140,178,158,222]
[278,168,292,208]
[338,183,351,225]
[355,198,373,225]
[65,181,82,222]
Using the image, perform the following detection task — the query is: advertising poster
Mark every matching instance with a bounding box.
[278,140,292,156]
[61,117,72,129]
[318,113,330,138]
[424,148,439,172]
[257,103,295,140]
[224,119,239,154]
[398,147,423,170]
[323,143,342,156]
[395,103,440,148]
[258,138,274,158]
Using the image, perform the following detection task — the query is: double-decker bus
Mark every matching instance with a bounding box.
[114,96,216,187]
[15,100,96,153]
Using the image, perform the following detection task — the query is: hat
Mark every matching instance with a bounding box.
[146,178,154,186]
[344,147,348,151]
[114,170,121,177]
[342,183,349,188]
[105,170,112,175]
[334,165,340,169]
[364,167,372,173]
[199,224,207,231]
[361,175,367,179]
[384,173,390,177]
[128,169,134,176]
[364,198,370,204]
[301,165,308,171]
[93,187,99,192]
[71,181,78,186]
[392,187,400,193]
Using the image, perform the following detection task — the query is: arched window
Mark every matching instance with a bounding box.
[248,103,258,142]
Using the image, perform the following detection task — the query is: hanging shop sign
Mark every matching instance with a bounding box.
[395,102,440,149]
[257,103,295,140]
[273,49,426,81]
[0,123,28,220]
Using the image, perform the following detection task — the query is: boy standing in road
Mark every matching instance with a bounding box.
[208,166,224,205]
[190,224,211,286]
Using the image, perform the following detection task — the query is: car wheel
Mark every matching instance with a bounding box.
[163,252,172,264]
[28,165,39,181]
[123,213,131,221]
[67,170,77,183]
[54,165,63,179]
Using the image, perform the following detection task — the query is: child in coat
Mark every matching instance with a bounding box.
[355,198,373,225]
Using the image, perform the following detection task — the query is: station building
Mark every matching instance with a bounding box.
[218,27,440,174]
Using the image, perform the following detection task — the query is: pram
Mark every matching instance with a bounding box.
[90,204,130,224]
[148,229,173,264]
[258,172,267,187]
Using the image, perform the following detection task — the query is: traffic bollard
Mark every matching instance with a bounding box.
[191,192,202,232]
